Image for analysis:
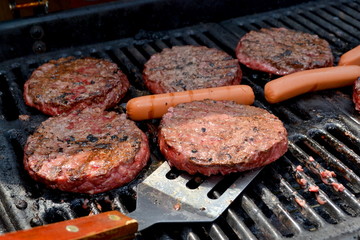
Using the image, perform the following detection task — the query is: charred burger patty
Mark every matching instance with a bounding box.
[158,100,288,175]
[353,77,360,111]
[236,28,333,75]
[143,45,242,93]
[23,109,150,194]
[24,57,130,116]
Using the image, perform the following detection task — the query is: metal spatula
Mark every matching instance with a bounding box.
[0,162,261,240]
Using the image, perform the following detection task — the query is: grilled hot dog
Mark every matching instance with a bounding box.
[126,85,255,121]
[264,65,360,104]
[338,45,360,66]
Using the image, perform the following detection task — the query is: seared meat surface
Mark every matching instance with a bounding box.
[24,109,150,194]
[24,57,129,116]
[143,45,242,93]
[236,28,333,75]
[354,77,360,111]
[158,100,288,175]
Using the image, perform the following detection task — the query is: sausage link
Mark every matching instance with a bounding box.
[126,85,254,120]
[264,66,360,103]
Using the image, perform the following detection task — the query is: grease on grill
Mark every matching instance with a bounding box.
[173,202,181,211]
[30,216,43,227]
[15,198,28,210]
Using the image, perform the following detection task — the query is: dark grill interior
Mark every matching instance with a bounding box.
[0,0,360,239]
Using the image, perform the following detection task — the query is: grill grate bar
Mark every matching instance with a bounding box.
[225,209,258,240]
[141,43,158,57]
[272,168,327,230]
[0,74,20,121]
[183,34,201,46]
[281,155,348,222]
[112,195,131,214]
[269,103,310,123]
[186,229,202,240]
[277,16,313,33]
[344,1,360,17]
[311,128,360,182]
[152,39,171,51]
[339,115,360,136]
[239,23,260,32]
[286,14,347,49]
[301,134,360,194]
[262,19,285,28]
[220,23,247,39]
[201,31,236,56]
[288,140,360,216]
[241,193,284,239]
[10,65,28,90]
[324,5,360,31]
[3,71,28,117]
[126,46,148,67]
[325,123,360,158]
[168,36,186,46]
[0,133,33,231]
[254,182,303,236]
[0,200,15,234]
[190,33,221,50]
[120,47,144,71]
[208,223,228,240]
[299,11,358,44]
[316,8,360,40]
[110,48,145,89]
[89,49,109,60]
[252,20,273,29]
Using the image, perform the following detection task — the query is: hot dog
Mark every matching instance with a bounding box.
[338,45,360,66]
[264,65,360,104]
[126,85,255,121]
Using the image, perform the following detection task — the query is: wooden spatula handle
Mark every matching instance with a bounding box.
[0,211,138,240]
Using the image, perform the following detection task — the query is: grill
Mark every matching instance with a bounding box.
[0,0,360,239]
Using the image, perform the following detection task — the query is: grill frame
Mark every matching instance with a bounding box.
[0,0,317,62]
[0,0,360,239]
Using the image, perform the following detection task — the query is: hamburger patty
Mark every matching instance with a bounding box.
[23,109,150,194]
[24,57,130,116]
[143,45,242,93]
[353,77,360,111]
[236,28,333,75]
[158,100,288,175]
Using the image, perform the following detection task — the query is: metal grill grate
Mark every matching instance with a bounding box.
[0,0,359,239]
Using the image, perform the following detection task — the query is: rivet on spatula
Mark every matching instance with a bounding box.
[108,214,121,221]
[65,225,79,232]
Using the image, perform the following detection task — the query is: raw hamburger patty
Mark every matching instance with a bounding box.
[353,77,360,111]
[23,109,150,194]
[235,28,333,75]
[143,45,242,93]
[24,57,130,116]
[158,100,288,175]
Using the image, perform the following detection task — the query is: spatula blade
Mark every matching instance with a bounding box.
[0,162,261,239]
[129,162,261,231]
